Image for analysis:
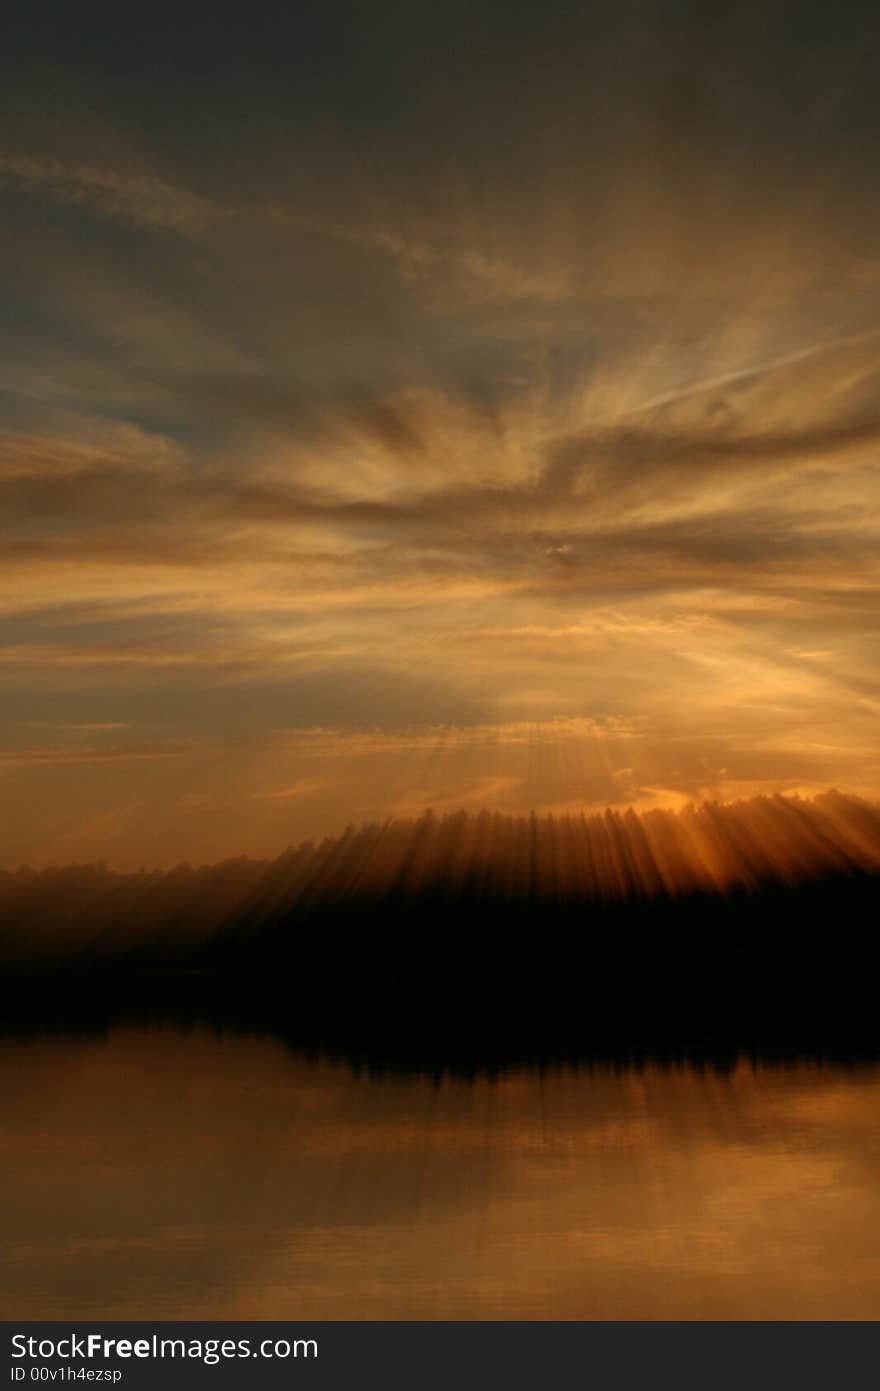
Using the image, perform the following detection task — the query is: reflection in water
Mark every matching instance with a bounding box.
[2,1028,880,1319]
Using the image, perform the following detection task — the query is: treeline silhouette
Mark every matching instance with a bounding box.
[1,790,879,1069]
[1,791,878,973]
[2,917,880,1076]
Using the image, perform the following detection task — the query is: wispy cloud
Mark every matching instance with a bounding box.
[2,1,880,863]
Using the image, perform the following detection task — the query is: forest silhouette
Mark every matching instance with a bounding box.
[1,791,878,1071]
[2,790,878,969]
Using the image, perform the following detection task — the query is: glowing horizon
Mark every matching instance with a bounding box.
[2,3,879,868]
[3,792,878,973]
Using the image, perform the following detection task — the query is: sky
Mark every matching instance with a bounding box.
[2,0,879,868]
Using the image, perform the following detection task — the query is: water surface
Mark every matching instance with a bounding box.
[3,1027,880,1318]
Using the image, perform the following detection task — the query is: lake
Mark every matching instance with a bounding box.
[3,1026,880,1318]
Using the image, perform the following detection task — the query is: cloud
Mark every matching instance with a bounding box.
[1,0,880,864]
[0,155,213,232]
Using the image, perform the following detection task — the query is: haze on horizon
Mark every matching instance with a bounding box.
[2,0,879,869]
